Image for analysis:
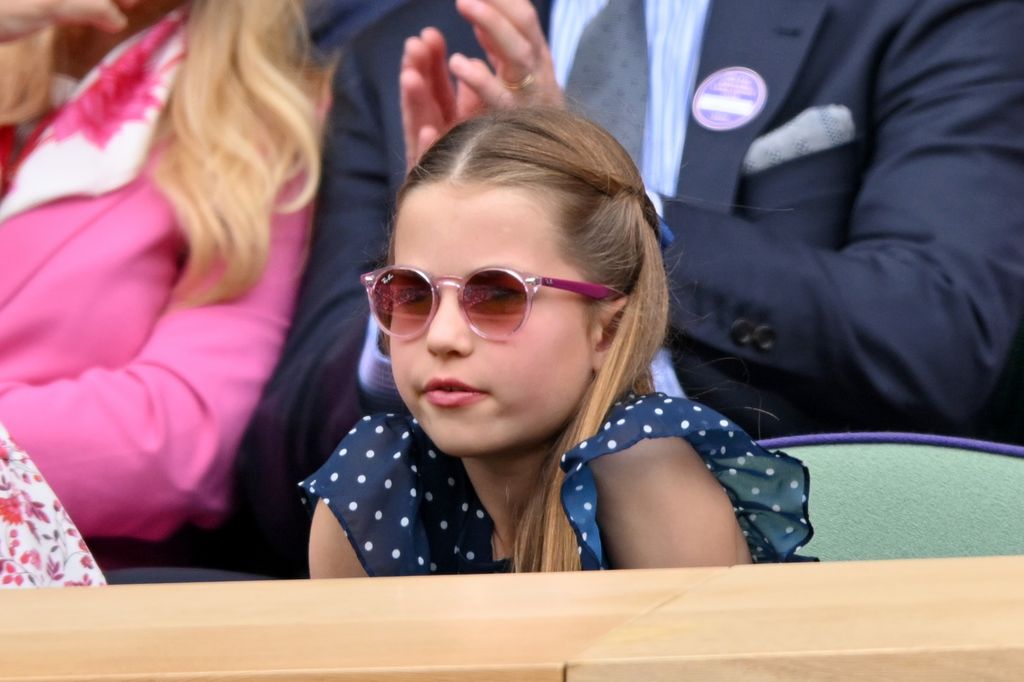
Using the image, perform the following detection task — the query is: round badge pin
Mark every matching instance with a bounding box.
[692,67,768,131]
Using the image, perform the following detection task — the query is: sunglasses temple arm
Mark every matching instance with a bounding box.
[540,277,622,300]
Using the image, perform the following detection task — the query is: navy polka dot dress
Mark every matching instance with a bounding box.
[300,393,813,576]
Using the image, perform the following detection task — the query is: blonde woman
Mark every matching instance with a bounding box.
[0,0,327,567]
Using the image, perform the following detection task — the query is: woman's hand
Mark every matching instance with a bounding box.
[0,0,139,43]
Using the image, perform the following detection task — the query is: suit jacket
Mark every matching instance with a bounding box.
[238,0,1024,573]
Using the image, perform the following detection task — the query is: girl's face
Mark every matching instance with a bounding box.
[390,181,612,464]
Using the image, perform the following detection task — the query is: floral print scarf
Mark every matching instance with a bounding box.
[0,9,186,224]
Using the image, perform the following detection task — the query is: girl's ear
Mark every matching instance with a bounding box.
[590,297,629,373]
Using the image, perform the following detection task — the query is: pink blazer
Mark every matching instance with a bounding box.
[0,172,309,542]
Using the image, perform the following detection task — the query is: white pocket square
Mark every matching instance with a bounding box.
[742,104,855,175]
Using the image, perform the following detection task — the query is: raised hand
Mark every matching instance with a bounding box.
[0,0,140,43]
[450,0,563,109]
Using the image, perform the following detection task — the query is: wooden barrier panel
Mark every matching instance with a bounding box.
[569,555,1024,682]
[1,556,1022,681]
[0,567,715,681]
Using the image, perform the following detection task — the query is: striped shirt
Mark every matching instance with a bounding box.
[551,0,712,198]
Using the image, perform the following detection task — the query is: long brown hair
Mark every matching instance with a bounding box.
[396,108,670,572]
[0,0,328,304]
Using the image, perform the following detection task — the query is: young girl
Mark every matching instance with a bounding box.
[303,108,812,576]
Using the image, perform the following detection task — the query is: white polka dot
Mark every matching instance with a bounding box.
[720,446,726,454]
[576,463,583,471]
[603,422,611,431]
[790,480,799,489]
[698,430,706,437]
[461,503,469,512]
[772,504,781,512]
[748,513,757,521]
[410,488,416,497]
[583,502,593,511]
[430,563,437,571]
[580,441,588,449]
[801,518,808,525]
[323,498,330,505]
[401,517,409,527]
[728,468,737,475]
[664,398,673,404]
[766,468,775,476]
[392,549,401,559]
[362,416,372,422]
[348,428,356,435]
[578,547,583,554]
[575,485,583,492]
[692,405,701,411]
[402,431,410,440]
[448,477,456,487]
[560,454,566,463]
[751,487,760,495]
[338,448,347,457]
[681,420,690,429]
[785,527,794,534]
[728,431,735,438]
[393,451,401,459]
[617,418,626,426]
[418,557,425,566]
[737,457,746,465]
[720,419,729,427]
[608,440,617,449]
[428,449,437,459]
[654,408,664,416]
[365,449,375,459]
[348,501,358,511]
[440,520,448,530]
[364,541,373,551]
[466,551,475,560]
[357,475,366,484]
[582,532,588,541]
[375,425,384,434]
[411,464,418,473]
[375,510,383,520]
[476,510,485,519]
[330,472,339,482]
[425,492,434,501]
[454,546,459,555]
[625,405,634,411]
[802,495,808,503]
[643,425,652,434]
[384,479,392,489]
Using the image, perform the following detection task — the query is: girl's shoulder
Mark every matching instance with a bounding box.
[300,413,488,577]
[560,393,814,567]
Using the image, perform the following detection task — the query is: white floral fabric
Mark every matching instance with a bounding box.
[0,422,105,588]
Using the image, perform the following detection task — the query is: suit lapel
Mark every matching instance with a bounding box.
[676,0,826,212]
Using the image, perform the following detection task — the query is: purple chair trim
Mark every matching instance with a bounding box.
[757,432,1024,459]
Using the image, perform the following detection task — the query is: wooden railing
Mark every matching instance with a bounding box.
[2,555,1022,680]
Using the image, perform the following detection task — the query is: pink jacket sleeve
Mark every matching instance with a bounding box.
[0,206,310,541]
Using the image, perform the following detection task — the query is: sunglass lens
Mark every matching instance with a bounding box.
[463,269,528,337]
[372,268,433,336]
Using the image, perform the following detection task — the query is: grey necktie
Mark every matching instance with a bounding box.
[565,0,649,165]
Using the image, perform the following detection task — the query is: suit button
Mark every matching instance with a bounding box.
[730,318,755,346]
[752,324,776,352]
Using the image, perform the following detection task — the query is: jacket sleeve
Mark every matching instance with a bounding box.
[0,205,310,541]
[666,0,1024,432]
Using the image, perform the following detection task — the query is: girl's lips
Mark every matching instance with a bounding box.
[424,389,486,408]
[423,379,486,408]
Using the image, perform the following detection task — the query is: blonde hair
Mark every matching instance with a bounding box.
[396,108,670,572]
[0,0,328,304]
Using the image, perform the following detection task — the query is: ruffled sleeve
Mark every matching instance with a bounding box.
[560,393,813,569]
[300,414,500,576]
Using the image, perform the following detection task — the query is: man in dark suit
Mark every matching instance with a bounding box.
[238,0,1024,574]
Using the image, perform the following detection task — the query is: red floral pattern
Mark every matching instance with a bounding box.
[0,425,105,588]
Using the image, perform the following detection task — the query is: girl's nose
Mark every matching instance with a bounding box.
[425,289,474,356]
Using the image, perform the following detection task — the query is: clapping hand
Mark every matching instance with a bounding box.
[400,0,563,170]
[0,0,140,43]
